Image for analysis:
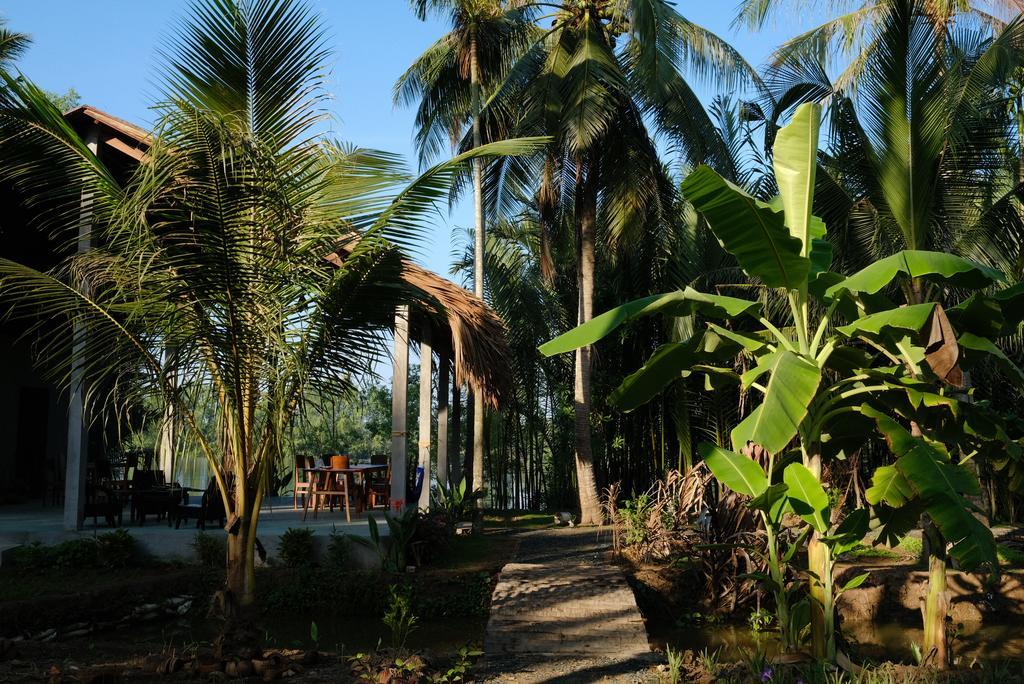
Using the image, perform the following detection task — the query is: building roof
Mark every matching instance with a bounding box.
[63,105,512,407]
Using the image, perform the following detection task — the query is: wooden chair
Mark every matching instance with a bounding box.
[84,483,122,527]
[303,468,353,522]
[131,470,180,525]
[172,480,226,530]
[367,460,390,510]
[292,454,316,510]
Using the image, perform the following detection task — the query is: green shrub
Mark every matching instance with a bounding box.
[95,529,139,568]
[11,542,50,570]
[278,527,315,569]
[51,538,100,569]
[326,529,350,571]
[10,531,140,571]
[620,494,653,547]
[191,531,226,568]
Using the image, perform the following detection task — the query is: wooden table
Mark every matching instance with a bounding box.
[300,464,387,520]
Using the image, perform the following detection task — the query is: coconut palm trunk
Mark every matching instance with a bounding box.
[470,28,487,504]
[573,162,602,525]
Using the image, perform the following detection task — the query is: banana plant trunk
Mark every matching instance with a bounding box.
[922,521,950,668]
[573,162,602,525]
[805,451,835,662]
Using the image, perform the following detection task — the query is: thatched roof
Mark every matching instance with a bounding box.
[324,247,510,408]
[64,105,512,408]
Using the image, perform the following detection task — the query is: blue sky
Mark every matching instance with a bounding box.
[3,0,804,281]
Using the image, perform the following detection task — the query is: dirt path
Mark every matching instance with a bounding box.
[478,527,659,683]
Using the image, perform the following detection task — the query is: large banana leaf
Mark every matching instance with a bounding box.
[610,329,748,410]
[682,165,810,290]
[699,443,767,497]
[773,102,821,257]
[784,462,830,534]
[539,287,759,355]
[609,339,702,411]
[826,251,1002,299]
[862,406,996,572]
[957,333,1024,386]
[836,303,935,339]
[949,283,1024,338]
[731,350,821,454]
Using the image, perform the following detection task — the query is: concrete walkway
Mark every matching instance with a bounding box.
[480,527,655,683]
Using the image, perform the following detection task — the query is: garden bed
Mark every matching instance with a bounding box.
[0,531,515,682]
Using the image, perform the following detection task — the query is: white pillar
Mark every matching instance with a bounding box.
[390,306,410,511]
[436,345,450,489]
[450,381,462,486]
[417,329,432,511]
[157,347,177,484]
[64,125,99,531]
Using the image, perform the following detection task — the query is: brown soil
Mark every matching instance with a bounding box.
[836,563,1024,624]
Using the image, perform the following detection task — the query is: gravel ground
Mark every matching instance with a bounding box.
[477,526,664,683]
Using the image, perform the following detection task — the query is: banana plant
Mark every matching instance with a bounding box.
[540,102,1024,662]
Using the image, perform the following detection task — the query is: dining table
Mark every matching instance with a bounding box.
[300,463,388,519]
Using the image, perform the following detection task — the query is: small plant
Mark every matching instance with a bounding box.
[666,646,685,684]
[326,528,350,570]
[191,532,226,568]
[619,493,653,547]
[95,529,139,568]
[278,527,315,569]
[383,584,419,651]
[432,477,485,523]
[354,508,420,572]
[740,647,771,682]
[428,645,482,683]
[309,621,319,649]
[348,652,426,683]
[748,607,775,633]
[697,647,721,677]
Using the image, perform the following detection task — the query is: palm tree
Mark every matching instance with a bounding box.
[0,0,539,610]
[397,0,537,499]
[483,0,757,523]
[736,0,1023,88]
[0,19,29,67]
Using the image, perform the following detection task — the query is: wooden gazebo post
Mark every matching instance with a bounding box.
[390,305,410,510]
[417,329,432,511]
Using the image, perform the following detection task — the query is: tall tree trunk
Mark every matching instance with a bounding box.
[573,162,602,525]
[224,485,257,610]
[470,29,487,509]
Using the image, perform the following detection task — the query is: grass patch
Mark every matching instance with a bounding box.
[844,543,901,560]
[482,511,553,531]
[896,535,923,558]
[998,543,1024,568]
